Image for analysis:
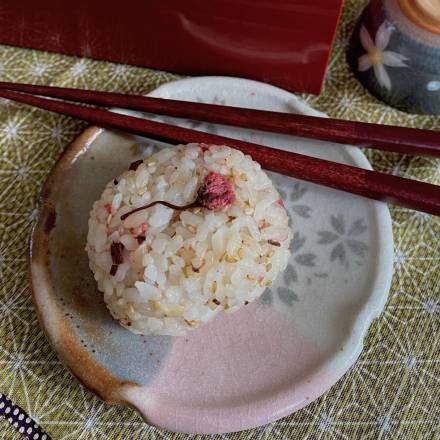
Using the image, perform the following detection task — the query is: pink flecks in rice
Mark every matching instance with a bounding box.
[86,143,291,336]
[199,143,210,152]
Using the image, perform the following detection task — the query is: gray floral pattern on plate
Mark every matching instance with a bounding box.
[262,231,317,307]
[317,214,368,267]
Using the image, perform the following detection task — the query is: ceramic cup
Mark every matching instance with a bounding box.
[347,0,440,114]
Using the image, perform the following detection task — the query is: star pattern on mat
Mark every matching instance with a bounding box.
[0,0,439,438]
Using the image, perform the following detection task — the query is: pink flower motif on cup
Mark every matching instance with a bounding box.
[357,22,407,91]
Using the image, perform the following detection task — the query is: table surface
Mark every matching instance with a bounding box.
[0,0,438,438]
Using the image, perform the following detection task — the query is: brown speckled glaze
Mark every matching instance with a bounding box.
[31,128,125,400]
[30,127,170,408]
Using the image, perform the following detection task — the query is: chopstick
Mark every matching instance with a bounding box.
[0,87,439,216]
[0,81,439,158]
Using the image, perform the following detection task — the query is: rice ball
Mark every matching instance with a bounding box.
[86,144,291,335]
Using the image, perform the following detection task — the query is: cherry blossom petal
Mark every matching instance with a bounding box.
[382,51,407,67]
[360,25,374,51]
[358,54,373,72]
[375,22,391,51]
[374,63,392,91]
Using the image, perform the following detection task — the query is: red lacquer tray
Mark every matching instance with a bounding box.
[0,0,343,94]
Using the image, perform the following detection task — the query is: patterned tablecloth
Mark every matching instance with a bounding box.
[0,0,438,438]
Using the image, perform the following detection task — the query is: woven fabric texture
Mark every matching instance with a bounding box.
[0,0,438,438]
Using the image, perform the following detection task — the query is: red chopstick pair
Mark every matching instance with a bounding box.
[0,81,439,216]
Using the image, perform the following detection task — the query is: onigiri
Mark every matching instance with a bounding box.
[86,143,291,335]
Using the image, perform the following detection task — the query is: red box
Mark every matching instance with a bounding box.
[0,0,343,94]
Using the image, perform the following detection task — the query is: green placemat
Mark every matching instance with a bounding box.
[0,0,438,438]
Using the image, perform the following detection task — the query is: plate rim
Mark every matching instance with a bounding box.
[30,76,394,434]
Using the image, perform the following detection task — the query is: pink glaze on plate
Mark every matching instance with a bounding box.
[122,302,340,433]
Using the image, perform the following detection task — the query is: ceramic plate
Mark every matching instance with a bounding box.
[30,77,393,434]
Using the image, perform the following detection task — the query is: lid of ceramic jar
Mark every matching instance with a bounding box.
[398,0,440,34]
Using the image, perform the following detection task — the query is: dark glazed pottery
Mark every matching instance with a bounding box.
[347,0,440,114]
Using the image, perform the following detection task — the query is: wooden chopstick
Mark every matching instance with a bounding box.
[0,81,439,158]
[0,88,439,216]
